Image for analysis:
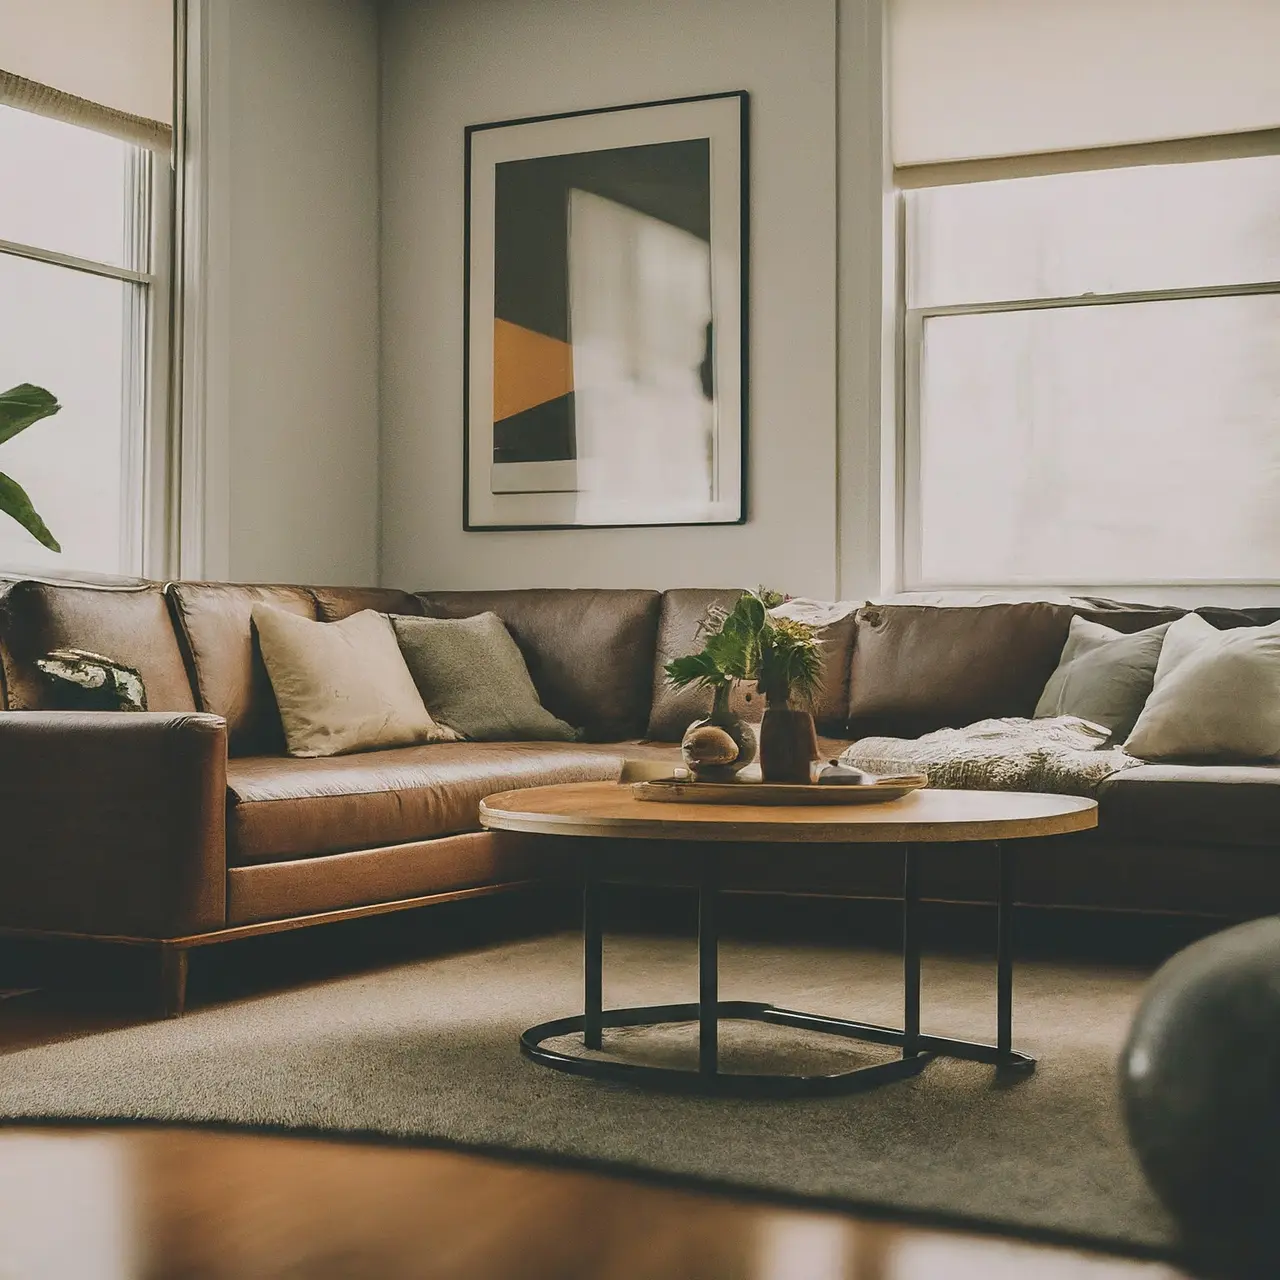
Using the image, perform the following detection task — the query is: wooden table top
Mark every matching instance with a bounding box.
[480,781,1098,845]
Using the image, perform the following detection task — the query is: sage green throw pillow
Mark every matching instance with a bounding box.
[391,612,579,742]
[1034,615,1171,742]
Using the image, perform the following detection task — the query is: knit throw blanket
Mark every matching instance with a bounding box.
[839,716,1140,797]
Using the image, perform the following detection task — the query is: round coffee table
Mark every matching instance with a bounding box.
[480,782,1097,1097]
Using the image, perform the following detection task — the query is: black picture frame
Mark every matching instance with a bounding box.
[463,90,750,531]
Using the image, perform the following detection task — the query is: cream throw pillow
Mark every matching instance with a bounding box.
[252,605,458,757]
[1123,613,1280,761]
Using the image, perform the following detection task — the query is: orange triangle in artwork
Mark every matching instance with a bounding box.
[493,318,575,422]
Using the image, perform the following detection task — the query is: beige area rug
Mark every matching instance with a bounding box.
[0,934,1176,1256]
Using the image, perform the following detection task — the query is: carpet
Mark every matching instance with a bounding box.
[0,933,1175,1255]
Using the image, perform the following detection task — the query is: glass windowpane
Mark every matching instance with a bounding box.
[0,254,131,574]
[914,295,1280,585]
[0,105,137,270]
[909,155,1280,309]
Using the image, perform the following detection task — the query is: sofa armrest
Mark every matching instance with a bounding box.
[0,711,227,939]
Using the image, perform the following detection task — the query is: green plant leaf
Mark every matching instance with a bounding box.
[0,470,60,551]
[734,591,768,633]
[756,614,824,708]
[0,384,61,447]
[698,591,765,680]
[664,650,726,690]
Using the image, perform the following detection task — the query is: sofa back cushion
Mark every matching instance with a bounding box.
[646,589,858,739]
[1194,606,1280,630]
[416,589,661,741]
[166,582,316,755]
[847,602,1078,738]
[0,577,197,712]
[308,585,424,622]
[646,589,744,740]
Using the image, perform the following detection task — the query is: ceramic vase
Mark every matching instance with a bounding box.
[681,685,757,781]
[758,705,818,784]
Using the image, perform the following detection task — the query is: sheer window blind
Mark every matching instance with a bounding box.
[0,0,172,149]
[891,0,1280,166]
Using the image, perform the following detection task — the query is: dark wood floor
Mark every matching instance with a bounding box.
[0,896,1204,1279]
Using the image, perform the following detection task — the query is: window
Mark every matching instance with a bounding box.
[0,104,168,575]
[901,153,1280,589]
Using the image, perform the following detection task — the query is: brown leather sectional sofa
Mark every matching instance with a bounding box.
[2,576,1278,1014]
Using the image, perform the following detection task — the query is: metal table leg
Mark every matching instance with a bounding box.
[902,843,921,1059]
[996,840,1014,1063]
[699,849,719,1077]
[583,869,603,1051]
[521,838,1034,1095]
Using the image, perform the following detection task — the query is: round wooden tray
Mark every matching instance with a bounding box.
[631,776,929,806]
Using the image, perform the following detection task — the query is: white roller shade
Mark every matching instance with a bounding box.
[892,0,1280,166]
[0,0,172,148]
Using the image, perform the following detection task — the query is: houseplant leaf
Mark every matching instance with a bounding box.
[703,592,766,680]
[0,384,61,447]
[0,470,61,551]
[664,650,725,691]
[757,615,823,708]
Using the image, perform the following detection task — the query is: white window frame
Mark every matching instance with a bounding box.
[0,129,173,577]
[891,146,1280,597]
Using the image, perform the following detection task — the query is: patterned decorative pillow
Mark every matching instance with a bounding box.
[36,648,148,712]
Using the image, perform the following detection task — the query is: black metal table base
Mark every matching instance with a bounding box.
[521,842,1036,1097]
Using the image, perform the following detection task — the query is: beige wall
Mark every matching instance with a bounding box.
[200,0,380,586]
[379,0,848,598]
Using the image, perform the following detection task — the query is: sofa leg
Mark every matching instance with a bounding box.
[157,945,189,1018]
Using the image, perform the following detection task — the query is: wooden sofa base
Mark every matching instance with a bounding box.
[0,881,537,1018]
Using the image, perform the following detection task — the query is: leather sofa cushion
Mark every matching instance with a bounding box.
[226,739,681,865]
[416,589,661,741]
[309,585,424,622]
[0,578,197,712]
[646,588,745,740]
[847,602,1076,738]
[167,583,316,756]
[646,588,857,739]
[1098,763,1280,848]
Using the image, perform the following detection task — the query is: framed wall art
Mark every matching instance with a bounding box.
[464,90,749,530]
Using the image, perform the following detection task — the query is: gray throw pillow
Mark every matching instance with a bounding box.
[1124,613,1280,761]
[391,612,579,742]
[1034,616,1171,741]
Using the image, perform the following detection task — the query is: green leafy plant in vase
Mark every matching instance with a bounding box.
[754,609,824,783]
[0,384,61,551]
[664,589,825,783]
[664,591,766,780]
